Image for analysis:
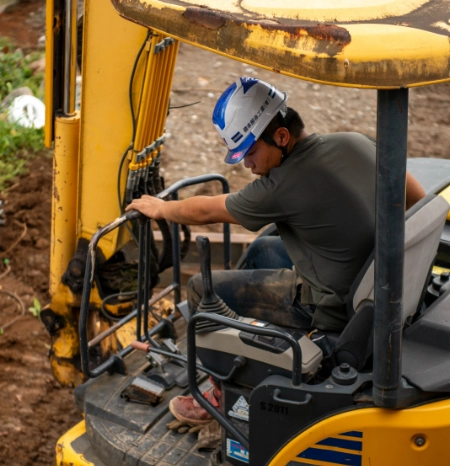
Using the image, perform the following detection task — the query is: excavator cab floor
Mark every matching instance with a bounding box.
[66,321,215,466]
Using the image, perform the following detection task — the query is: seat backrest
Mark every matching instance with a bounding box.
[335,194,449,370]
[350,194,449,322]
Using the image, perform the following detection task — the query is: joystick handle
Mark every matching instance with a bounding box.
[196,236,219,305]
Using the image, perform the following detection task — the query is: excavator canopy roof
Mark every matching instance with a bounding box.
[112,0,450,88]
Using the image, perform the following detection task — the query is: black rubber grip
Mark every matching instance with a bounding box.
[196,236,217,305]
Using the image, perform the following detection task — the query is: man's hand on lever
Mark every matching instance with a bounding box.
[126,194,239,226]
[126,195,166,220]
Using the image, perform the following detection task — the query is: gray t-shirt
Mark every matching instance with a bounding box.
[226,132,376,331]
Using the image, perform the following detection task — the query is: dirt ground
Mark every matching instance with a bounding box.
[1,1,450,465]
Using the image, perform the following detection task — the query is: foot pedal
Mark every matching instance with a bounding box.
[145,360,189,389]
[121,376,165,405]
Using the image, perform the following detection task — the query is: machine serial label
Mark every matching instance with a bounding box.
[228,396,250,421]
[260,402,289,415]
[227,439,249,463]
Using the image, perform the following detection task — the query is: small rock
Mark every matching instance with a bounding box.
[29,56,45,74]
[35,238,50,249]
[197,77,209,86]
[1,0,19,14]
[29,228,40,240]
[37,35,46,48]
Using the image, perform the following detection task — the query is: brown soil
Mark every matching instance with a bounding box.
[1,2,450,466]
[0,153,82,466]
[0,0,45,51]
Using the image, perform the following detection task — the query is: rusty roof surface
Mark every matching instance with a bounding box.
[111,0,450,88]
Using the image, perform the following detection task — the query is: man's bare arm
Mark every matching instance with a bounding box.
[125,193,239,225]
[406,171,426,210]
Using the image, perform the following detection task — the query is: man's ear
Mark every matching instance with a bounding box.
[274,127,290,147]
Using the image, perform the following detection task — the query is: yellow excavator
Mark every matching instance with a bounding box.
[44,0,450,464]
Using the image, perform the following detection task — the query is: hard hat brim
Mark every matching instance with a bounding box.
[224,133,256,164]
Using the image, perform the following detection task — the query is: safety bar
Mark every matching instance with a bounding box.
[159,174,232,276]
[186,313,304,449]
[79,174,231,378]
[85,313,178,378]
[373,89,408,408]
[132,341,246,382]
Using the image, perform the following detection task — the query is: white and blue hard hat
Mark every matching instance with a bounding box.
[212,77,288,164]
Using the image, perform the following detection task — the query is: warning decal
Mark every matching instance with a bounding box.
[228,395,249,422]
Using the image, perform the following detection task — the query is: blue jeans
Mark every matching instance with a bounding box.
[187,236,314,330]
[245,236,294,270]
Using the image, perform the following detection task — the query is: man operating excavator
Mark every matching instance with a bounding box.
[126,76,425,426]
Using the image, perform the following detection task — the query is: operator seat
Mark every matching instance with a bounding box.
[192,195,448,386]
[334,194,449,370]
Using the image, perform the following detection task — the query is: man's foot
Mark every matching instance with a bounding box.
[169,386,220,426]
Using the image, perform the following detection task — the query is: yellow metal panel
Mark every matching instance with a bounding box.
[433,265,450,275]
[243,23,450,88]
[438,184,450,221]
[78,0,149,259]
[112,0,450,88]
[56,420,94,466]
[46,284,85,387]
[51,113,80,295]
[241,0,428,22]
[270,399,450,465]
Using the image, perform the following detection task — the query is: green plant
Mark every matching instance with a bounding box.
[0,37,45,100]
[28,298,41,318]
[0,119,45,191]
[0,37,46,192]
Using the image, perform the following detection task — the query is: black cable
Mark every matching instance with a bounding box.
[100,290,138,322]
[117,143,133,214]
[100,289,163,324]
[117,30,153,244]
[168,100,201,109]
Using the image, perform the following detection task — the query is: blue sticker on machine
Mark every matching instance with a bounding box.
[227,439,249,463]
[297,431,363,466]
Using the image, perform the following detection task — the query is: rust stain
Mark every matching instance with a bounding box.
[53,184,60,202]
[259,22,351,46]
[183,7,226,30]
[181,7,351,47]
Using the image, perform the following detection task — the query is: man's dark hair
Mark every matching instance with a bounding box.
[261,107,304,140]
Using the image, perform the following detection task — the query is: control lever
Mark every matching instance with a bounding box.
[195,236,238,333]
